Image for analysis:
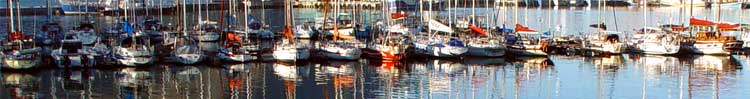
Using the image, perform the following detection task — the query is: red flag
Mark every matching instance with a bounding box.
[690,18,715,26]
[515,24,537,32]
[469,25,488,36]
[390,12,408,19]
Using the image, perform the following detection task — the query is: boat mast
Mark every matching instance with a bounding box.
[448,0,451,28]
[8,0,15,33]
[717,0,722,34]
[643,0,647,29]
[471,0,475,25]
[183,0,188,36]
[245,0,249,35]
[15,0,21,33]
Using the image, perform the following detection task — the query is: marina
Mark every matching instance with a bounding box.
[3,0,750,98]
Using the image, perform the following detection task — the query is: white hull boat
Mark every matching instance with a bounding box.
[506,32,549,56]
[115,35,155,66]
[412,39,468,58]
[168,36,205,64]
[295,25,314,39]
[629,32,681,55]
[194,31,220,42]
[507,45,548,56]
[218,46,260,62]
[364,43,407,61]
[72,30,100,45]
[326,28,355,37]
[317,41,362,60]
[115,47,154,66]
[582,33,626,54]
[273,43,310,62]
[51,40,87,68]
[2,48,43,69]
[683,41,738,55]
[466,40,506,57]
[172,46,204,64]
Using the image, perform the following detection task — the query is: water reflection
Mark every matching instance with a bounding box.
[2,54,750,98]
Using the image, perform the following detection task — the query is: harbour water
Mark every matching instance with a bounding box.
[2,55,750,98]
[2,7,750,98]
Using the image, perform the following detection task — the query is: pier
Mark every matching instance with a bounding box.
[293,1,381,9]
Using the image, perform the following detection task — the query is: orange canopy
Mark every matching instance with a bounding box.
[690,18,740,29]
[469,25,488,36]
[515,24,537,32]
[391,12,408,19]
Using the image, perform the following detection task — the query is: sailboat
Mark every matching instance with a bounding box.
[3,0,42,69]
[245,1,275,39]
[581,24,626,55]
[273,0,311,62]
[314,0,362,60]
[316,13,356,37]
[168,35,205,64]
[194,20,221,42]
[465,25,506,57]
[628,27,682,55]
[69,22,101,45]
[506,24,549,56]
[218,31,260,62]
[365,23,410,61]
[218,1,260,62]
[363,1,410,61]
[412,19,468,58]
[682,18,743,54]
[114,21,155,66]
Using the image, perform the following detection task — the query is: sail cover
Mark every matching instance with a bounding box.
[428,19,454,33]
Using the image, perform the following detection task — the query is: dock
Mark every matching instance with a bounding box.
[293,1,382,9]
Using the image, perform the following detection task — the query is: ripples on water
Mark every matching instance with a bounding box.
[2,54,750,99]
